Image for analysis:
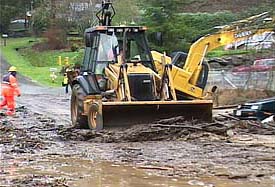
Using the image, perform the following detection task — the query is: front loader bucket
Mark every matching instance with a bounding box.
[101,100,213,127]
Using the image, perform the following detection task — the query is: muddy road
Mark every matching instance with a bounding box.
[1,55,275,187]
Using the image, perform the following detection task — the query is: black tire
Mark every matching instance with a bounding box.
[87,104,103,130]
[71,84,88,128]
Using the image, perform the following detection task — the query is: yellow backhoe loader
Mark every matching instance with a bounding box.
[67,1,274,130]
[152,11,275,100]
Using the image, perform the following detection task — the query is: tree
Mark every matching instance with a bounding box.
[32,0,51,35]
[0,3,17,32]
[112,0,140,25]
[139,0,188,53]
[0,0,37,33]
[139,0,239,53]
[63,0,95,36]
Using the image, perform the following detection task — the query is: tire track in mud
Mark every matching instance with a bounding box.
[17,93,71,125]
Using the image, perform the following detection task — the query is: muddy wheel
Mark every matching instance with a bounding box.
[71,84,88,128]
[88,104,103,130]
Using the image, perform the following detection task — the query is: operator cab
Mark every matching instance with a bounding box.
[171,51,209,92]
[82,26,156,76]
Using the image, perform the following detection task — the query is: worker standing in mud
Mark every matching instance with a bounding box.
[62,64,71,96]
[0,66,21,115]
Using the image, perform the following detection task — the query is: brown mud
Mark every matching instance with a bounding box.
[1,106,275,186]
[217,89,275,106]
[1,55,275,186]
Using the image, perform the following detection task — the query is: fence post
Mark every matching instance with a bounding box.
[270,71,275,91]
[64,57,69,65]
[58,56,62,66]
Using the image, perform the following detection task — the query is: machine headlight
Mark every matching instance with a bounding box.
[251,105,259,110]
[237,105,241,109]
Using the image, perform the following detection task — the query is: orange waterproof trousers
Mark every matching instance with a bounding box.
[0,95,15,114]
[0,75,20,115]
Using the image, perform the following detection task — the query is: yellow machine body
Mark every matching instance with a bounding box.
[68,6,274,130]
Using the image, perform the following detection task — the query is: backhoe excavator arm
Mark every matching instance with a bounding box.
[186,28,274,85]
[168,12,275,100]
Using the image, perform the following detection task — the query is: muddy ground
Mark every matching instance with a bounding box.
[1,56,275,187]
[1,104,275,187]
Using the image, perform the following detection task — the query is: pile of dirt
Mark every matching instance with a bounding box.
[57,116,228,142]
[2,100,274,146]
[217,88,275,105]
[181,0,272,13]
[58,115,275,143]
[234,120,275,135]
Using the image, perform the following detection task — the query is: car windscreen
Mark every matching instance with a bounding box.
[265,59,275,65]
[261,101,275,113]
[254,59,275,66]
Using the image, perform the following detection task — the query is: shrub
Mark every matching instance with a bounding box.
[71,43,79,52]
[43,27,67,50]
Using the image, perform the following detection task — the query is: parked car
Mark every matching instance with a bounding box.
[232,58,275,73]
[233,97,275,120]
[254,58,275,70]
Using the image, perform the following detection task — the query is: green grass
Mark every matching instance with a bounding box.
[20,47,83,67]
[207,48,256,58]
[0,37,83,87]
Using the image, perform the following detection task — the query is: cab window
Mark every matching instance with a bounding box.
[82,47,91,71]
[173,53,187,68]
[94,33,118,75]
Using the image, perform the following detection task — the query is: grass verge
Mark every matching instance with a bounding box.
[0,37,83,87]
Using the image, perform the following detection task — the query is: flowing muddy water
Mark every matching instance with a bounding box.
[2,154,274,187]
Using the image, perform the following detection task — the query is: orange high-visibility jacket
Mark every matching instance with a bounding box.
[1,73,21,97]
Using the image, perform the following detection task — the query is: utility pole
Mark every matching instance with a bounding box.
[2,34,8,46]
[50,0,56,26]
[51,0,56,19]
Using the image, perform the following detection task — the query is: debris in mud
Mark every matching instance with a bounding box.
[0,106,55,153]
[3,175,69,187]
[58,116,229,142]
[0,104,274,186]
[234,120,275,135]
[215,89,275,106]
[58,115,275,143]
[0,124,45,153]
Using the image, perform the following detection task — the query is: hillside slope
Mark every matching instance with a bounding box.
[181,0,275,13]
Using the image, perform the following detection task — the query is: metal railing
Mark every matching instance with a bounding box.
[207,69,275,91]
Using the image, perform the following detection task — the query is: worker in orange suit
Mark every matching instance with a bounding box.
[0,66,21,115]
